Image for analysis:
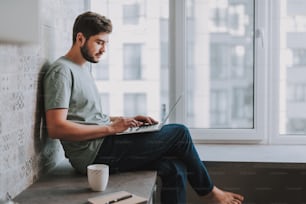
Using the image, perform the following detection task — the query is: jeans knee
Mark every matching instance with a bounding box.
[165,124,191,138]
[176,124,192,142]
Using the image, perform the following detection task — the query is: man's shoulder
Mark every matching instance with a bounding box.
[45,57,73,77]
[50,56,70,70]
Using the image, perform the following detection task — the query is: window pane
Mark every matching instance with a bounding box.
[186,0,254,129]
[90,0,169,120]
[123,3,140,25]
[124,93,147,116]
[279,0,306,134]
[123,43,142,80]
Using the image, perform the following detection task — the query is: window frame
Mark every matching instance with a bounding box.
[89,0,306,145]
[269,0,306,144]
[169,0,267,143]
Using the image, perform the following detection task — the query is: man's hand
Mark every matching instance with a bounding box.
[133,115,159,125]
[109,117,144,133]
[109,115,158,134]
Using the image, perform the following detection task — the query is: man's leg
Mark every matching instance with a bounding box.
[152,159,187,204]
[93,124,244,203]
[94,124,214,196]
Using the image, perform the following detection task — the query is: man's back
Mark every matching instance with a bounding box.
[43,56,106,174]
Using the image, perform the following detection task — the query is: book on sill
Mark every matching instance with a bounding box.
[88,191,147,204]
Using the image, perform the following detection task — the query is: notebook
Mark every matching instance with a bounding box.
[88,191,147,204]
[116,95,182,135]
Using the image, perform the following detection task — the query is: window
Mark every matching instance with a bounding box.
[181,0,256,139]
[210,90,228,127]
[291,49,306,67]
[123,43,142,80]
[91,0,306,144]
[90,0,169,120]
[123,3,140,25]
[278,0,306,137]
[210,44,228,80]
[122,0,146,25]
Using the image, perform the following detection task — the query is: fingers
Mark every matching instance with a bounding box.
[113,117,141,128]
[233,200,242,204]
[142,116,158,125]
[127,118,143,127]
[232,199,243,204]
[147,116,159,124]
[134,115,158,125]
[231,193,244,204]
[233,193,244,201]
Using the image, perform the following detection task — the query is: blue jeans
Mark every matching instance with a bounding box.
[94,124,214,204]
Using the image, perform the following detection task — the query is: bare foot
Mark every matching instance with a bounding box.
[201,186,244,204]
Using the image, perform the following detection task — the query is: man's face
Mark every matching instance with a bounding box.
[80,32,109,63]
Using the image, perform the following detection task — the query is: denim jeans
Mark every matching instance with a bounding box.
[94,124,214,204]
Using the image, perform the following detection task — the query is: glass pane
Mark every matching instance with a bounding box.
[123,43,142,80]
[279,0,306,134]
[123,3,140,25]
[90,0,169,120]
[124,93,147,116]
[186,0,254,128]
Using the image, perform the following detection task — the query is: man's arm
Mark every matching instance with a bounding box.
[45,109,142,141]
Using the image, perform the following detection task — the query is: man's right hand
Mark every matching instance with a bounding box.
[109,117,144,133]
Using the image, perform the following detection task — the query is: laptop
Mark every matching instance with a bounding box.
[116,95,182,135]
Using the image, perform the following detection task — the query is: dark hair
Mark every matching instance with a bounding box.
[72,11,112,44]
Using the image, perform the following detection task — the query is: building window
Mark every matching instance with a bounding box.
[210,44,229,80]
[210,90,228,127]
[123,43,142,80]
[123,3,140,25]
[291,48,306,67]
[232,87,253,123]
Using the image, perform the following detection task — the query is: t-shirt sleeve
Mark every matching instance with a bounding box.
[43,67,72,111]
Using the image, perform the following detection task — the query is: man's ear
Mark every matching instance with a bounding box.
[76,32,86,46]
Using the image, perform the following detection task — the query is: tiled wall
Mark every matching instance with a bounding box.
[0,0,88,200]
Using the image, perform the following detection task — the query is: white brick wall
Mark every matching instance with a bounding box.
[0,0,88,200]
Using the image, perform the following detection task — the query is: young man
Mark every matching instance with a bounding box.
[43,11,244,204]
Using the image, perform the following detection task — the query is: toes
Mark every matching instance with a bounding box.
[231,199,242,204]
[232,193,244,201]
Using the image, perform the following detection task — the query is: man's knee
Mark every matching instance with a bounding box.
[164,124,191,138]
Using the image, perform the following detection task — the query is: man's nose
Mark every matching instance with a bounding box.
[100,44,106,53]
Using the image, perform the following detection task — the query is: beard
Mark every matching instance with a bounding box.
[80,41,99,63]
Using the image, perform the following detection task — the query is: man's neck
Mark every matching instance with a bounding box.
[65,48,86,66]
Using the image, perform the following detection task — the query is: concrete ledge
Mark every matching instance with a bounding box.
[14,159,157,204]
[196,144,306,163]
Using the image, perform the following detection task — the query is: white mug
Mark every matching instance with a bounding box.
[87,164,109,191]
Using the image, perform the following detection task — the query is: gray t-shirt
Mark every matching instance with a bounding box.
[43,56,110,174]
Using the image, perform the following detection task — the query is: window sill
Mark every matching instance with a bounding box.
[195,144,306,163]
